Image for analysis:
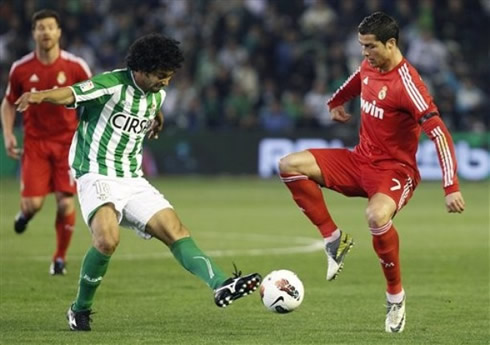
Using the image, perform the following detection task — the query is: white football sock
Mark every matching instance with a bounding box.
[324,229,341,244]
[386,289,405,304]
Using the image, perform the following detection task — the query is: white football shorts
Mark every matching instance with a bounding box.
[76,173,173,239]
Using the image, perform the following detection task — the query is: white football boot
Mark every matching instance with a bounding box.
[385,295,406,333]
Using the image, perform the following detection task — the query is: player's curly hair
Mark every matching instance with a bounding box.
[358,12,399,44]
[126,33,184,73]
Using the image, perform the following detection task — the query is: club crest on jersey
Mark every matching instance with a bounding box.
[110,112,151,135]
[378,86,388,100]
[57,71,67,85]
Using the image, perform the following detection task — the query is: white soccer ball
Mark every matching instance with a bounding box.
[260,269,304,313]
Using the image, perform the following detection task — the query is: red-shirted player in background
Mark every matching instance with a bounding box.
[1,9,91,275]
[278,12,465,333]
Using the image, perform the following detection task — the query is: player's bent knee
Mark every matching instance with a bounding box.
[90,214,120,255]
[278,155,294,174]
[22,197,44,215]
[93,234,119,255]
[365,206,392,229]
[279,151,321,178]
[278,152,307,174]
[56,196,75,215]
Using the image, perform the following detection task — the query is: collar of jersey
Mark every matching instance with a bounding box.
[127,68,146,94]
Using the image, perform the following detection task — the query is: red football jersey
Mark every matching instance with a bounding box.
[6,50,91,143]
[328,58,459,194]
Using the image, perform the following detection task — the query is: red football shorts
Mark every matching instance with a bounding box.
[21,138,76,197]
[309,148,419,211]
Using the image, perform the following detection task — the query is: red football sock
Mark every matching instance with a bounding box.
[371,221,402,294]
[280,173,337,238]
[53,211,75,262]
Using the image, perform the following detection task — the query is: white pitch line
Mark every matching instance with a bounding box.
[112,240,324,261]
[20,233,324,261]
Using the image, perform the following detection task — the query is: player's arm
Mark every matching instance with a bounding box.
[420,114,465,213]
[3,65,23,159]
[400,63,464,213]
[1,97,21,159]
[15,87,75,112]
[326,67,361,123]
[147,111,164,140]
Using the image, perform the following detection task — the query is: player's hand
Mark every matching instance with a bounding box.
[147,111,164,139]
[14,92,43,112]
[330,105,352,123]
[445,191,465,213]
[3,132,21,159]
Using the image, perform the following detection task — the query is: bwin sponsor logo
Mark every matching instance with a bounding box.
[111,113,151,134]
[361,97,384,119]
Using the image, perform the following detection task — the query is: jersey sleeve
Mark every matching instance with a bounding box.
[69,72,116,108]
[420,116,460,195]
[398,63,458,194]
[398,63,438,121]
[5,65,21,105]
[326,67,361,110]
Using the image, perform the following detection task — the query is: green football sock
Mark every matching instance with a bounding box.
[73,246,111,311]
[170,237,227,289]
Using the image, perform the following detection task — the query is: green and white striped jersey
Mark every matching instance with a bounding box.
[68,68,164,178]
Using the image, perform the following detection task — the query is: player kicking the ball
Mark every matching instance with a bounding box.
[16,33,261,331]
[279,12,464,333]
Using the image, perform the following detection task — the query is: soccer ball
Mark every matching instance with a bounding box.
[260,269,304,313]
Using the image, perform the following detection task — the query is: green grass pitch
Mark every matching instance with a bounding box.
[0,177,488,345]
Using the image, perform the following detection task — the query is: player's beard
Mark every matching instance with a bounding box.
[151,84,164,93]
[39,38,57,52]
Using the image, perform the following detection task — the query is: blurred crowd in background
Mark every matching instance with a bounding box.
[1,0,489,133]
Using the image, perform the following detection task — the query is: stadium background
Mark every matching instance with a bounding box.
[0,1,488,344]
[0,0,489,179]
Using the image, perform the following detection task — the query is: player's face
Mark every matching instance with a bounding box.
[142,70,175,93]
[358,33,391,70]
[33,17,61,51]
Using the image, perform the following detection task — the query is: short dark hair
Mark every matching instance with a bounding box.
[126,34,184,73]
[358,12,399,44]
[32,9,61,29]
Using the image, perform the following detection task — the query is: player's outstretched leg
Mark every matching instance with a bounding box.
[214,266,261,308]
[385,293,406,333]
[325,230,354,280]
[170,237,261,307]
